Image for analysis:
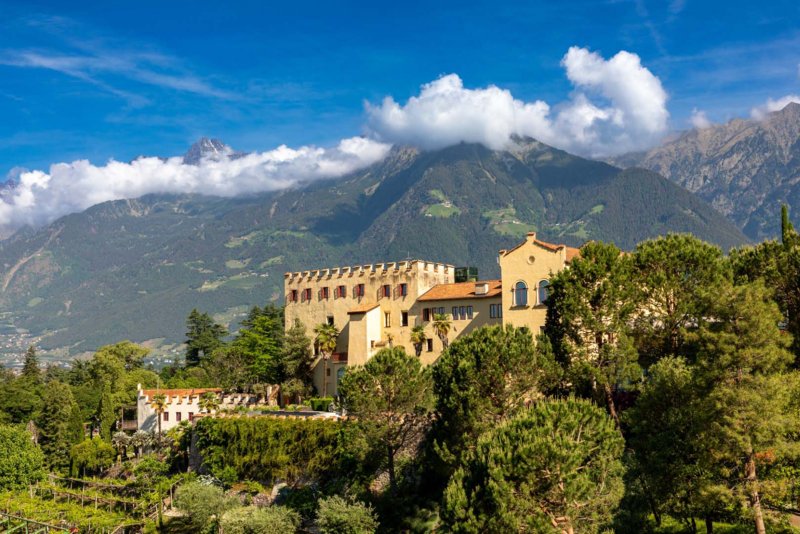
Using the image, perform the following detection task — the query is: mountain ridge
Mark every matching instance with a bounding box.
[0,138,748,363]
[611,102,800,239]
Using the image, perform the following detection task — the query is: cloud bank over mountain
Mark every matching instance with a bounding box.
[2,46,670,232]
[1,137,389,229]
[366,47,669,157]
[751,94,800,119]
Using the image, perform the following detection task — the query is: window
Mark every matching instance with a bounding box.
[426,339,434,352]
[490,303,503,318]
[327,316,334,326]
[460,306,466,320]
[337,367,346,383]
[354,284,365,298]
[423,308,431,322]
[163,412,169,422]
[303,288,312,302]
[382,284,391,298]
[288,289,298,303]
[452,306,459,320]
[514,281,528,307]
[176,412,182,422]
[467,306,473,319]
[188,412,194,421]
[399,283,408,297]
[538,280,551,305]
[336,285,346,298]
[384,312,391,327]
[327,368,331,376]
[321,286,330,300]
[401,311,409,327]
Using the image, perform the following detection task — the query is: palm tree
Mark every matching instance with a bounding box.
[198,391,220,414]
[314,323,340,397]
[151,393,167,436]
[111,431,130,463]
[432,313,452,350]
[410,325,427,357]
[130,430,151,458]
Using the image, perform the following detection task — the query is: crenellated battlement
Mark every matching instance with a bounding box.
[284,259,453,283]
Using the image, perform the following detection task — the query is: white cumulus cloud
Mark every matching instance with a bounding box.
[750,94,800,119]
[366,46,669,157]
[3,46,672,233]
[690,108,712,129]
[0,137,390,230]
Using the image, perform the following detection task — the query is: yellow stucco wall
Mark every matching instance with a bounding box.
[284,260,454,395]
[284,235,574,397]
[413,296,502,365]
[498,233,570,336]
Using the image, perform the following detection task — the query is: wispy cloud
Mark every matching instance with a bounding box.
[0,16,238,105]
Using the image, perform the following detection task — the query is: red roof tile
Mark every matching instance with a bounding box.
[418,280,502,302]
[347,302,381,314]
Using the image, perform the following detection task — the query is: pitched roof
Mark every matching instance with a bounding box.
[347,302,381,314]
[418,280,502,302]
[499,232,581,263]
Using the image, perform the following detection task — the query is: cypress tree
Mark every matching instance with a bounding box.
[96,385,116,441]
[21,345,41,384]
[781,204,796,247]
[37,381,80,470]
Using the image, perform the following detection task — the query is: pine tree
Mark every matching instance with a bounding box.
[21,345,41,384]
[185,309,228,366]
[338,347,433,492]
[631,234,727,366]
[234,312,284,384]
[690,281,797,534]
[430,325,557,482]
[280,319,313,403]
[441,398,624,534]
[546,241,640,423]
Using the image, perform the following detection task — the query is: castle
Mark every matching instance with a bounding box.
[284,232,580,396]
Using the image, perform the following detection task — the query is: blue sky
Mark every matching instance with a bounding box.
[1,0,800,176]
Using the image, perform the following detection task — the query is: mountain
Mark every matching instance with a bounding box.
[611,102,800,240]
[182,137,247,164]
[0,138,747,362]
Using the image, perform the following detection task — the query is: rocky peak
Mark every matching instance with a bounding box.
[182,137,236,165]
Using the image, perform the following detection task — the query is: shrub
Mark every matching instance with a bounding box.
[194,417,341,485]
[309,397,335,411]
[219,505,301,534]
[70,437,116,477]
[173,480,238,531]
[316,495,379,534]
[0,424,45,490]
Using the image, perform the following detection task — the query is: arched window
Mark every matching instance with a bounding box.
[514,281,528,307]
[538,280,551,304]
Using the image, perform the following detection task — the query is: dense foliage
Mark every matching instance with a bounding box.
[0,207,798,534]
[193,417,342,485]
[316,495,379,534]
[0,424,45,490]
[441,398,624,533]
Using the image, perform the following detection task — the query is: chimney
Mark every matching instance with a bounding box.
[527,231,537,242]
[475,282,489,295]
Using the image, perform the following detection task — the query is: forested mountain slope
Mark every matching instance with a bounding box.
[0,138,747,359]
